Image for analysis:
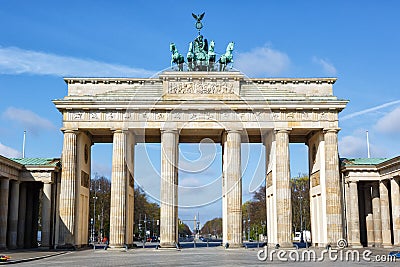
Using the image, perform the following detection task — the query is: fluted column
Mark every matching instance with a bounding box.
[17,183,26,248]
[391,177,400,246]
[160,129,179,248]
[275,129,292,247]
[364,185,375,246]
[58,130,77,245]
[7,181,20,249]
[41,183,52,248]
[0,178,10,249]
[223,130,242,248]
[348,181,361,247]
[109,130,128,247]
[379,180,392,247]
[324,129,343,244]
[371,182,382,246]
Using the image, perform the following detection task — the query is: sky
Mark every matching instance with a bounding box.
[1,0,400,225]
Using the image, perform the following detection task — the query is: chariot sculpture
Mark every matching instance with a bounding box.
[170,12,234,72]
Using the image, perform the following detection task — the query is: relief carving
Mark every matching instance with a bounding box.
[168,81,235,94]
[311,170,320,187]
[90,112,99,119]
[266,171,273,188]
[81,171,90,188]
[74,112,84,120]
[106,112,114,120]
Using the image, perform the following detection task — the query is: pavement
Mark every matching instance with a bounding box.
[0,249,70,264]
[0,243,398,266]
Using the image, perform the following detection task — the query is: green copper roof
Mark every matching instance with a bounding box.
[341,157,388,166]
[10,158,60,167]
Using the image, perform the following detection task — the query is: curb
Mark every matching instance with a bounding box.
[0,251,69,265]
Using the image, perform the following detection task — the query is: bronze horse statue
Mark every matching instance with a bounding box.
[218,42,234,71]
[170,43,184,71]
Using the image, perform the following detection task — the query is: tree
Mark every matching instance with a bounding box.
[242,186,266,240]
[134,187,160,238]
[200,218,222,237]
[291,175,310,234]
[178,221,192,237]
[89,174,111,240]
[89,175,161,240]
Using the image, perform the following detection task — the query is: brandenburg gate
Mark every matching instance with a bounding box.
[53,14,348,249]
[53,71,347,248]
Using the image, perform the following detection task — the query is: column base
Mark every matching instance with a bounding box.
[159,242,178,249]
[225,242,243,249]
[109,244,127,249]
[275,242,294,249]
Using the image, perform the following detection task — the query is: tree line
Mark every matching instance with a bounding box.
[89,174,310,241]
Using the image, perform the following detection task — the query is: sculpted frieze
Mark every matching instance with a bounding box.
[168,81,235,94]
[66,108,337,124]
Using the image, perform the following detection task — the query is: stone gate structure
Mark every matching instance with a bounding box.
[53,71,348,248]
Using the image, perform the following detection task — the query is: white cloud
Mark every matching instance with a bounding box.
[339,135,367,158]
[0,46,155,77]
[180,177,202,187]
[339,131,388,158]
[235,45,290,76]
[341,100,400,121]
[312,56,337,76]
[375,106,400,134]
[0,142,21,158]
[3,107,56,134]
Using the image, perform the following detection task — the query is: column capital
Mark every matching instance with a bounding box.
[323,128,341,134]
[225,128,243,134]
[111,128,128,134]
[160,128,179,134]
[61,128,78,134]
[274,128,292,134]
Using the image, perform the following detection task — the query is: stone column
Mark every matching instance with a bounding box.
[7,181,20,249]
[391,177,400,246]
[0,178,10,249]
[109,130,128,248]
[379,180,392,247]
[41,183,52,248]
[371,182,382,246]
[24,184,33,248]
[58,130,77,245]
[364,185,375,246]
[222,133,228,245]
[31,186,40,248]
[275,129,292,247]
[160,129,179,248]
[17,183,27,248]
[223,130,242,248]
[324,129,343,244]
[348,181,362,247]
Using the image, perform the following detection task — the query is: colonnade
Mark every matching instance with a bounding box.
[58,128,245,248]
[0,179,57,249]
[57,127,343,248]
[346,178,400,247]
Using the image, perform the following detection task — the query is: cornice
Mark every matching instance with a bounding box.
[63,76,337,85]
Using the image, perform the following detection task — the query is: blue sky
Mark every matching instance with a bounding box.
[1,1,400,224]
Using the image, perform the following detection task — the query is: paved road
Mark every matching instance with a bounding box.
[4,245,397,266]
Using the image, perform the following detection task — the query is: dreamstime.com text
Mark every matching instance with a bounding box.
[257,247,396,262]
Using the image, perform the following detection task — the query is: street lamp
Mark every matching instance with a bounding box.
[91,179,98,244]
[247,217,251,241]
[298,194,303,242]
